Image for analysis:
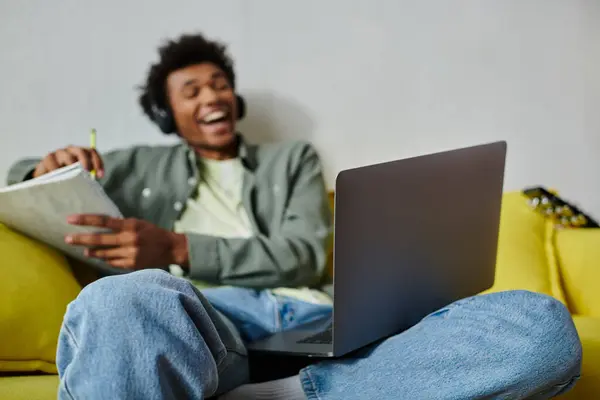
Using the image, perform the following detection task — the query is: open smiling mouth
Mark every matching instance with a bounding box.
[199,110,230,126]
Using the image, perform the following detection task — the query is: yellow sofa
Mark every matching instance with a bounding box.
[0,191,598,399]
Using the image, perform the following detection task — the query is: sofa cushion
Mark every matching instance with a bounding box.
[0,224,81,373]
[0,375,59,400]
[555,228,600,317]
[482,192,556,296]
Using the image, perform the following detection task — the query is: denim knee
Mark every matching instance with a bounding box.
[57,270,238,399]
[66,269,194,323]
[522,291,581,372]
[483,290,582,385]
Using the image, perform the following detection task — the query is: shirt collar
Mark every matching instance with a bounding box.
[185,133,257,172]
[237,135,257,170]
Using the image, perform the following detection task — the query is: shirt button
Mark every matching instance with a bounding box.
[141,188,151,198]
[188,177,197,186]
[273,184,280,194]
[173,201,183,212]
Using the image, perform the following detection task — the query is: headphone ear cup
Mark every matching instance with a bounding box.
[157,114,176,134]
[236,95,246,120]
[150,103,176,134]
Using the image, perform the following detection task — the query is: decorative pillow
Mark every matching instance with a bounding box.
[555,228,600,317]
[0,224,81,373]
[482,192,554,296]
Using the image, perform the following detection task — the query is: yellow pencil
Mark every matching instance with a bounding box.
[90,128,97,179]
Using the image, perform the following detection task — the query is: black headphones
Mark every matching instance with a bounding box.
[150,94,246,135]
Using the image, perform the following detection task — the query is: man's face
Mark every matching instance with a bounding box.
[166,63,237,152]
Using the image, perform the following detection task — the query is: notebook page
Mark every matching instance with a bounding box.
[0,163,84,193]
[0,168,126,275]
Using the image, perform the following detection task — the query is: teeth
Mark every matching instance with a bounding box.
[202,110,226,123]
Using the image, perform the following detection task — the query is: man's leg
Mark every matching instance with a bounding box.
[56,269,249,400]
[300,290,582,400]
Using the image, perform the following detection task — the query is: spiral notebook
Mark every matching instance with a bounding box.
[0,163,126,274]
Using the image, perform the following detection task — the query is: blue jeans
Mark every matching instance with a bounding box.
[56,270,581,399]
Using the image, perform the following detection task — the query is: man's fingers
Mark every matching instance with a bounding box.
[85,246,130,260]
[67,214,124,229]
[89,148,105,178]
[34,146,101,178]
[107,258,135,269]
[55,150,78,166]
[42,153,60,172]
[66,232,123,247]
[67,146,93,171]
[86,247,139,270]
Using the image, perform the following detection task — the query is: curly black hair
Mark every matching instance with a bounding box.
[138,32,236,122]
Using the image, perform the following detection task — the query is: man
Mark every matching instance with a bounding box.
[8,33,581,399]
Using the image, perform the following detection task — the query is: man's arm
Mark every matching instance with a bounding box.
[6,158,41,185]
[183,144,333,289]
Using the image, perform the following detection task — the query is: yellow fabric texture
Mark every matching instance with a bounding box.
[0,375,59,400]
[555,228,600,318]
[545,220,568,305]
[464,191,555,296]
[0,224,81,373]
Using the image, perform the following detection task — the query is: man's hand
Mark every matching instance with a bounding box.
[34,146,104,178]
[65,215,189,270]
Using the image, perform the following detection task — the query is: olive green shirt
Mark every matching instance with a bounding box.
[7,138,333,289]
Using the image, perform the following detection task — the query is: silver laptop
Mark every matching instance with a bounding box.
[246,141,507,358]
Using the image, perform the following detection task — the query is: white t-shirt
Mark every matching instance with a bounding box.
[172,157,331,306]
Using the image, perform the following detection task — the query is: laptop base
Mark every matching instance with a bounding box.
[247,329,334,357]
[247,316,334,357]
